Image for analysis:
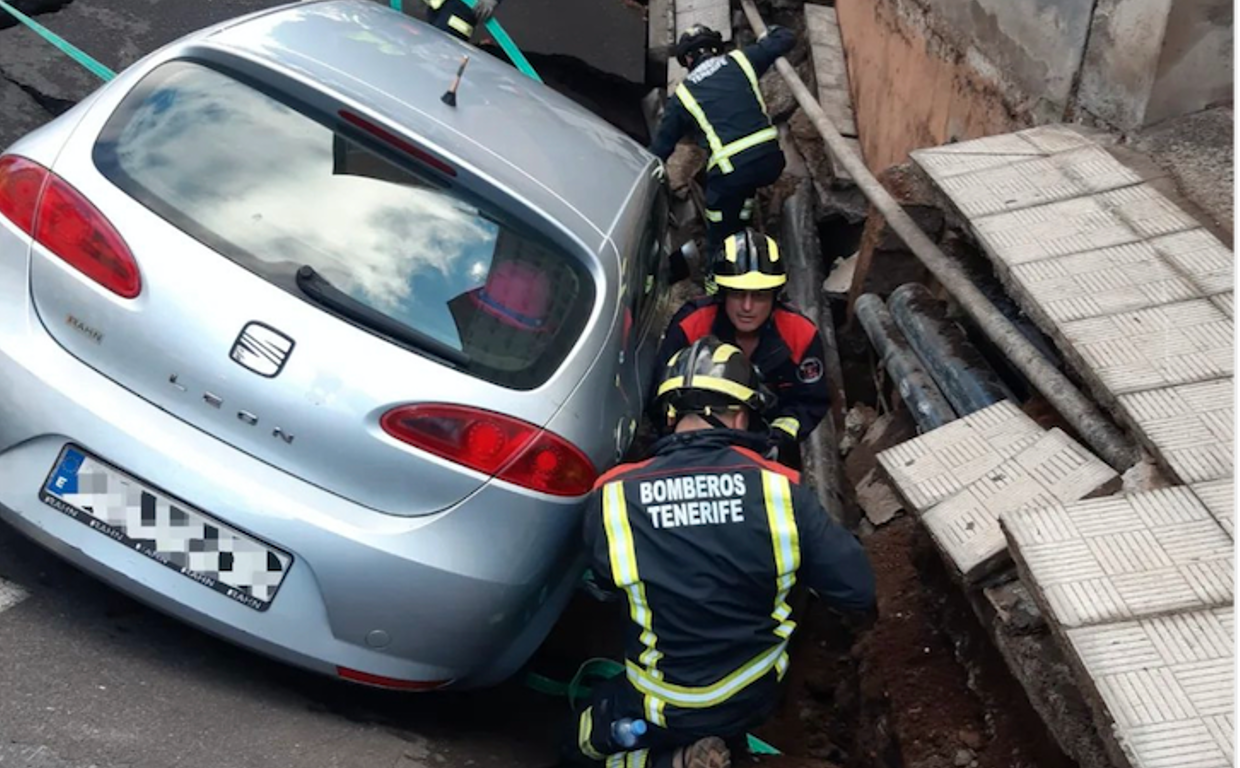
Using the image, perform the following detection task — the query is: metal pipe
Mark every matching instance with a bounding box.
[888,284,1015,416]
[855,293,957,431]
[737,0,1137,470]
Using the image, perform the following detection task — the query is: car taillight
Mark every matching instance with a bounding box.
[0,153,140,298]
[381,404,598,497]
[0,154,48,235]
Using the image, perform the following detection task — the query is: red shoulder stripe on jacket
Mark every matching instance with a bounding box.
[679,303,719,343]
[772,308,817,364]
[593,458,657,490]
[730,446,802,484]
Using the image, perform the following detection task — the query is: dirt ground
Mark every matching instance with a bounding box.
[747,517,1076,768]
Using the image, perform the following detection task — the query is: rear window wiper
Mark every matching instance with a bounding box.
[295,265,470,368]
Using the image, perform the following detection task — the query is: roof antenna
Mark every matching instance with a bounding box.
[441,55,470,107]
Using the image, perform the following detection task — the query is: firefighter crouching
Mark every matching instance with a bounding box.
[648,23,794,254]
[421,0,498,41]
[565,336,876,768]
[651,229,830,468]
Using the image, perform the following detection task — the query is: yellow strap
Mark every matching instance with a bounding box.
[447,14,474,36]
[707,127,779,171]
[627,642,789,709]
[676,84,734,174]
[607,755,626,768]
[628,750,650,768]
[771,417,799,438]
[578,707,605,761]
[762,470,800,640]
[729,51,768,116]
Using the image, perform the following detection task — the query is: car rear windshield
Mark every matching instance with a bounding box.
[93,61,594,390]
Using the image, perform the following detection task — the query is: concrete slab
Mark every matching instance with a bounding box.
[1150,229,1235,298]
[1015,124,1099,155]
[1065,607,1234,768]
[877,400,1043,512]
[935,147,1144,218]
[1096,184,1202,240]
[1059,300,1233,396]
[1190,479,1235,538]
[805,5,857,137]
[1010,241,1200,323]
[1117,379,1234,484]
[972,197,1140,267]
[922,429,1117,583]
[1004,488,1233,628]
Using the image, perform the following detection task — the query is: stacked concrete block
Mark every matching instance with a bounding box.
[912,125,1235,486]
[1004,488,1235,768]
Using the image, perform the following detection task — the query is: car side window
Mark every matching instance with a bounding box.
[631,184,669,328]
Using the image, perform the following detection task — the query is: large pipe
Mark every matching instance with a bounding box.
[737,0,1137,470]
[855,293,957,431]
[888,284,1015,416]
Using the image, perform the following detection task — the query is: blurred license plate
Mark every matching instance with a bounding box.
[40,445,291,611]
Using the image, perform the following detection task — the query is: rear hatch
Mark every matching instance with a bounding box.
[24,59,597,515]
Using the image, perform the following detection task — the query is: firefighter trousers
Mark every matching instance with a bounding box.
[562,676,756,767]
[703,151,786,254]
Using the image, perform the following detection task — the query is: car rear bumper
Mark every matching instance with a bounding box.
[0,224,584,690]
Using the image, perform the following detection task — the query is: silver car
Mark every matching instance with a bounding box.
[0,0,669,689]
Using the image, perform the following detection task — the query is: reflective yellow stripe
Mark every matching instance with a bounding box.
[776,652,790,680]
[627,641,788,708]
[656,375,757,405]
[603,481,665,717]
[729,51,768,116]
[712,343,742,363]
[705,208,724,223]
[724,235,739,261]
[707,127,779,171]
[768,238,780,262]
[763,470,800,640]
[676,84,734,174]
[425,0,447,8]
[447,14,474,36]
[579,707,605,760]
[607,754,626,768]
[714,272,786,291]
[771,417,799,438]
[628,750,650,767]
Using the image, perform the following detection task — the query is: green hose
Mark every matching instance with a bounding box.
[524,659,781,756]
[0,0,115,81]
[389,0,543,83]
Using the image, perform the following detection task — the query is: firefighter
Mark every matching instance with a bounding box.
[568,336,876,768]
[648,23,795,253]
[650,229,830,467]
[422,0,498,41]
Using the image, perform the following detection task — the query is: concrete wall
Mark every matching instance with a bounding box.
[836,0,1027,173]
[922,0,1095,121]
[837,0,1233,173]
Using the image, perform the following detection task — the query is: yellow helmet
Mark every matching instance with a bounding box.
[711,229,786,292]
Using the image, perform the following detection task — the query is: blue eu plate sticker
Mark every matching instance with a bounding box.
[46,447,85,496]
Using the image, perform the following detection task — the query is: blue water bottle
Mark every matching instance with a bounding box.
[610,717,648,749]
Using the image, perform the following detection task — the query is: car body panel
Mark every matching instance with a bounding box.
[0,0,666,687]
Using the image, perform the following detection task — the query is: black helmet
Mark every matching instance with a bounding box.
[655,336,772,426]
[711,228,787,292]
[675,24,724,68]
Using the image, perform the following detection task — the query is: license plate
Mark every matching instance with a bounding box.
[40,445,292,612]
